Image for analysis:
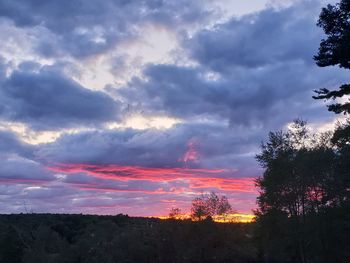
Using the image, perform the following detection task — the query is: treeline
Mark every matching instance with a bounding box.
[0,214,256,263]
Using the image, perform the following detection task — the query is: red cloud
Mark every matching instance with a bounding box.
[180,139,200,164]
[48,163,256,193]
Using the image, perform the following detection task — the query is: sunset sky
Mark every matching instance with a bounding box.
[0,0,346,216]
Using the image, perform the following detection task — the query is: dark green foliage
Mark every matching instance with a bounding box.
[313,0,350,114]
[313,85,350,114]
[255,120,350,263]
[0,224,25,263]
[314,1,350,69]
[0,214,257,263]
[257,3,350,260]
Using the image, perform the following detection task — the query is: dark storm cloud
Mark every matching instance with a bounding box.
[186,1,323,71]
[0,0,210,58]
[118,0,349,127]
[0,64,121,130]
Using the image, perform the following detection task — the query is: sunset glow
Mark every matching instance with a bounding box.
[48,163,255,193]
[157,213,256,223]
[41,163,257,215]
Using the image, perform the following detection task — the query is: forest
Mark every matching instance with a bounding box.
[0,213,257,263]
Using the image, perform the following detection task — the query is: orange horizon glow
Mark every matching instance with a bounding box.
[155,213,256,223]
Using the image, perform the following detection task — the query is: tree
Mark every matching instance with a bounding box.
[313,0,350,114]
[191,195,210,221]
[217,196,232,216]
[254,120,343,263]
[190,192,233,221]
[168,207,182,219]
[313,0,350,216]
[331,120,350,204]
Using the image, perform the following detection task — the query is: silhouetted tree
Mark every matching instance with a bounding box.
[331,120,350,204]
[191,195,209,221]
[313,0,350,218]
[191,192,233,221]
[312,3,350,258]
[217,196,233,218]
[313,0,350,114]
[168,207,182,219]
[255,119,350,262]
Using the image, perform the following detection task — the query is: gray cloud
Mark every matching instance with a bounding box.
[0,0,210,58]
[118,0,349,127]
[0,63,121,130]
[0,130,34,158]
[119,62,347,128]
[0,130,53,184]
[37,122,261,177]
[0,155,53,183]
[186,1,323,71]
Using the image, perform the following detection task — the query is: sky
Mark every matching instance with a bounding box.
[0,0,346,217]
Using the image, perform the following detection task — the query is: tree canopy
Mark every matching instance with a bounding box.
[313,0,350,114]
[190,192,233,221]
[255,120,350,262]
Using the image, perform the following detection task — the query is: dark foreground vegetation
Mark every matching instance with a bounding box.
[0,213,257,263]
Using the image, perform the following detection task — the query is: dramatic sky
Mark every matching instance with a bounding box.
[0,0,346,216]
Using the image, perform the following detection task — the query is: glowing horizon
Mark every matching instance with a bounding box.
[44,162,258,216]
[156,213,256,223]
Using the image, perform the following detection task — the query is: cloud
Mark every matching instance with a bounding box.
[186,1,323,71]
[0,130,34,158]
[0,0,210,58]
[0,129,54,186]
[0,125,258,215]
[46,164,256,203]
[0,63,121,130]
[37,122,260,174]
[119,63,347,128]
[118,0,349,127]
[0,155,53,184]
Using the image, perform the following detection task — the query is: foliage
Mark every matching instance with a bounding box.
[0,214,257,263]
[313,0,350,114]
[255,2,350,260]
[255,120,350,263]
[168,207,182,219]
[190,192,234,221]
